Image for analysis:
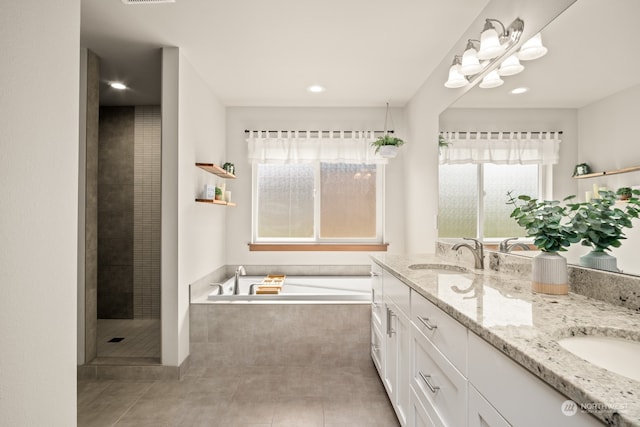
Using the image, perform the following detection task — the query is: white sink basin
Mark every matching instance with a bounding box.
[557,336,640,382]
[407,263,471,274]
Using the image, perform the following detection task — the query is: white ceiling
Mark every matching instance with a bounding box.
[81,0,640,110]
[452,0,640,109]
[80,0,488,107]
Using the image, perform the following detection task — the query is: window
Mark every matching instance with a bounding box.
[438,130,560,241]
[253,162,383,242]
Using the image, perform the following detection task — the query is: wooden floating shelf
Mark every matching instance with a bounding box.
[195,199,236,207]
[574,165,640,179]
[195,162,236,179]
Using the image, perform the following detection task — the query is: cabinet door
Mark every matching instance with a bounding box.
[396,306,410,427]
[468,385,511,427]
[384,300,410,427]
[371,264,384,329]
[371,321,384,375]
[384,303,397,398]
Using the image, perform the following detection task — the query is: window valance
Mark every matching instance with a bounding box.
[246,130,388,165]
[439,131,561,165]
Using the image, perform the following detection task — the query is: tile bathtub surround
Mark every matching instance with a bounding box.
[189,303,371,369]
[77,362,398,427]
[372,253,640,427]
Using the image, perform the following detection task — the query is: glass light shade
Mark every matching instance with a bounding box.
[479,70,504,89]
[498,55,524,76]
[444,64,468,88]
[517,33,548,61]
[460,47,483,75]
[477,28,505,60]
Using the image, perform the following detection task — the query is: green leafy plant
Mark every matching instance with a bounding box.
[371,134,405,153]
[506,192,580,252]
[616,186,633,200]
[438,134,450,149]
[567,189,640,252]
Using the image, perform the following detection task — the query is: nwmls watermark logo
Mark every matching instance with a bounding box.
[561,399,628,416]
[561,400,578,416]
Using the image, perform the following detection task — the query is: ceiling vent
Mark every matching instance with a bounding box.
[121,0,175,4]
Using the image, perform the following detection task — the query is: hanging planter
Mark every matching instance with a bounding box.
[371,102,405,158]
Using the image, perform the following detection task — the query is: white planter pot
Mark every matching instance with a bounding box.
[378,145,398,158]
[579,250,618,272]
[532,251,568,295]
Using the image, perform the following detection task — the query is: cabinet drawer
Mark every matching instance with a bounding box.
[468,384,510,427]
[371,321,383,375]
[411,290,467,375]
[384,270,410,317]
[468,332,603,427]
[412,329,467,427]
[410,385,443,427]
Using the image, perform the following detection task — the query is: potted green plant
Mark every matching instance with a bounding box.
[507,192,580,294]
[616,186,633,201]
[371,134,405,158]
[567,189,640,272]
[214,186,223,201]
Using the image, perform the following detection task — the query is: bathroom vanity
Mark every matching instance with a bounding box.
[371,253,640,427]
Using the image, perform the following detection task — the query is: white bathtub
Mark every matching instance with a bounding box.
[207,275,371,303]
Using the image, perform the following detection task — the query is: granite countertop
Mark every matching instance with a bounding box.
[371,253,640,427]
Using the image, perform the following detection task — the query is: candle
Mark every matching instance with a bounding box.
[592,183,600,199]
[585,191,592,202]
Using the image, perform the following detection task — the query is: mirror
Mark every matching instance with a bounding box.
[439,0,640,276]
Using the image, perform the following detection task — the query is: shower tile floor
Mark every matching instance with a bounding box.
[96,319,161,359]
[77,362,400,427]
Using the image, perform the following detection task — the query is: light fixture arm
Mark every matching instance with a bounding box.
[484,18,506,37]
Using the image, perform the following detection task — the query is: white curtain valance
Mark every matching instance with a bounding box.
[246,130,388,165]
[439,131,561,165]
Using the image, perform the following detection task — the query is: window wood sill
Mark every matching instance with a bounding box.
[248,243,389,252]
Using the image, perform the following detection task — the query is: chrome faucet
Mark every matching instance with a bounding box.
[234,265,246,295]
[451,237,484,269]
[499,238,531,253]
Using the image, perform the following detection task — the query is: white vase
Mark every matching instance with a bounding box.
[531,251,568,295]
[379,145,398,158]
[579,250,618,272]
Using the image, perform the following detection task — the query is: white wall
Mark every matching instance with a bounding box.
[0,1,80,425]
[162,48,227,366]
[404,0,576,253]
[225,107,407,266]
[575,83,640,274]
[439,108,579,199]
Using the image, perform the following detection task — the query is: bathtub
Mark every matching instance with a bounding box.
[207,275,371,303]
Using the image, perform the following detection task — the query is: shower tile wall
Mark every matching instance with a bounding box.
[134,106,161,319]
[98,107,135,319]
[98,106,161,320]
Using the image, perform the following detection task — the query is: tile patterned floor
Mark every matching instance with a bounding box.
[78,362,400,427]
[97,319,160,358]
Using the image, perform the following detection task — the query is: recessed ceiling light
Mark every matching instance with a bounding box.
[307,85,326,93]
[110,82,127,90]
[510,87,529,95]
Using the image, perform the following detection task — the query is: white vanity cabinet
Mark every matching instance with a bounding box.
[383,269,411,426]
[372,262,604,427]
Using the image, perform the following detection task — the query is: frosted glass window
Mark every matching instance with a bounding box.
[439,163,538,239]
[256,164,314,238]
[439,164,478,237]
[320,163,376,238]
[254,162,382,242]
[484,164,537,238]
